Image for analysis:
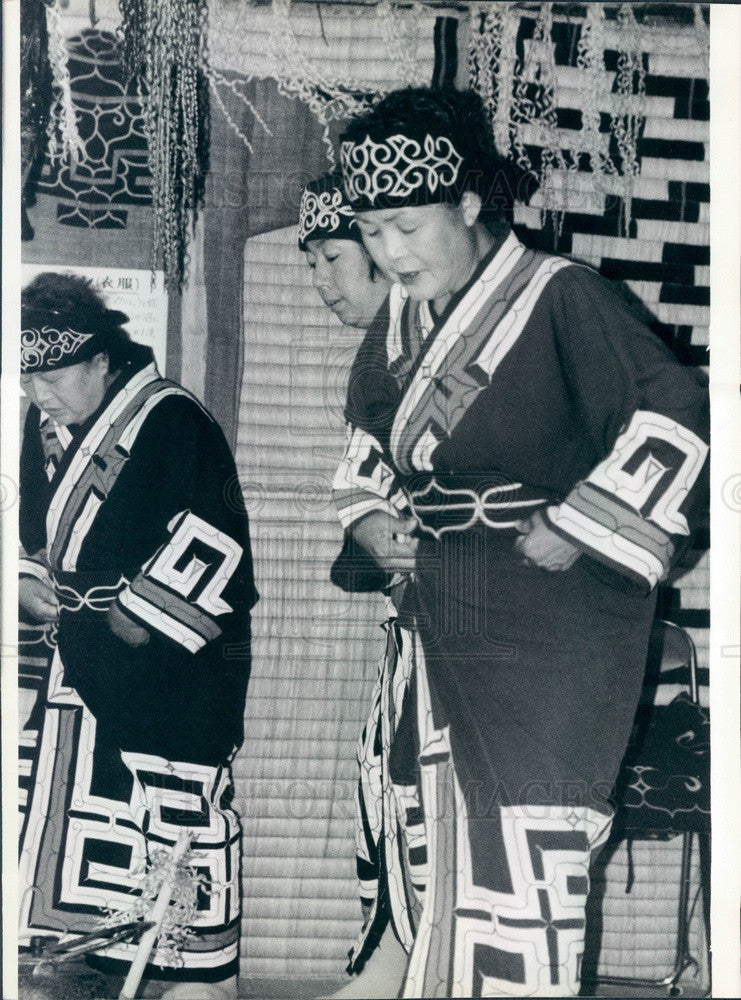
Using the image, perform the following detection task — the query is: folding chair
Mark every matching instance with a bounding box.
[584,619,710,997]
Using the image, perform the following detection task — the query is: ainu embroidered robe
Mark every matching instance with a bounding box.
[19,345,257,981]
[333,230,709,996]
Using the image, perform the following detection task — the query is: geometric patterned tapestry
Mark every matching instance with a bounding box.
[487,8,710,369]
[37,29,151,229]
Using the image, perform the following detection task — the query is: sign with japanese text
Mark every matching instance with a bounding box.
[21,265,168,375]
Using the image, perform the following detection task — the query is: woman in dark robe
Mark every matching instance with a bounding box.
[332,88,709,998]
[299,172,423,999]
[18,273,258,998]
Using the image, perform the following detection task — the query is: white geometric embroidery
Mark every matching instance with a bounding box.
[409,477,547,537]
[409,426,440,473]
[587,410,708,536]
[21,325,94,372]
[145,510,243,617]
[341,133,464,205]
[298,188,355,244]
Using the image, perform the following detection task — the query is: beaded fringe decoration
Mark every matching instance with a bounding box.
[467,2,710,241]
[45,0,85,166]
[208,0,427,168]
[119,0,210,290]
[21,0,54,236]
[265,0,380,166]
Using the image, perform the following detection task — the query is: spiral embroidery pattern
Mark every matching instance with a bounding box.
[21,326,94,373]
[298,188,355,244]
[341,133,463,205]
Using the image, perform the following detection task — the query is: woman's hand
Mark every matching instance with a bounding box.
[107,603,150,647]
[19,577,59,623]
[514,509,580,571]
[349,511,419,573]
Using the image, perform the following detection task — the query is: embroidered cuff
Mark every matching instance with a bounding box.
[332,425,406,531]
[545,480,675,592]
[116,576,221,654]
[20,555,52,584]
[333,489,405,531]
[117,510,243,653]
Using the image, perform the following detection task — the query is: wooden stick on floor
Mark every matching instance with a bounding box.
[118,828,192,1000]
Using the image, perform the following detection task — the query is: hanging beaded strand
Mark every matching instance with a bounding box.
[612,3,646,237]
[377,0,425,89]
[45,0,85,166]
[267,0,380,166]
[206,0,429,169]
[576,0,616,212]
[467,2,652,243]
[468,5,498,145]
[21,0,54,192]
[119,0,210,289]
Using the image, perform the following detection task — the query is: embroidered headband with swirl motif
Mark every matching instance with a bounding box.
[21,304,130,374]
[340,131,465,211]
[298,171,361,250]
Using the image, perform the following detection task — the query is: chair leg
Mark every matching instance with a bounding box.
[667,831,700,992]
[698,833,711,977]
[587,833,702,995]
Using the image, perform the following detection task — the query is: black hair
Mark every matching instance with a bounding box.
[343,86,528,220]
[22,272,135,371]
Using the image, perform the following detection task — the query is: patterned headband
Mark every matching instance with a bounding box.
[298,173,360,250]
[21,323,97,374]
[20,304,128,374]
[340,132,464,211]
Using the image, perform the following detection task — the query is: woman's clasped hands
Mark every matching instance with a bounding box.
[514,509,580,571]
[349,511,419,574]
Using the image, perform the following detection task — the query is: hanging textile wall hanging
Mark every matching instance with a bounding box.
[35,28,152,230]
[467,1,709,370]
[25,0,208,290]
[20,7,160,274]
[22,0,89,240]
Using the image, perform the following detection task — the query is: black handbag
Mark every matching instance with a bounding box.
[612,690,710,838]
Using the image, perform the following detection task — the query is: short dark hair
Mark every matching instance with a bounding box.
[342,86,510,217]
[22,272,135,371]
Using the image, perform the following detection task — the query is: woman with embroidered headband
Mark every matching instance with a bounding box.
[332,87,709,999]
[299,169,390,330]
[18,273,257,999]
[299,172,426,1000]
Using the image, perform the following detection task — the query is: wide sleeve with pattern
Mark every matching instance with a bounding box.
[114,394,258,654]
[332,299,410,531]
[543,265,709,593]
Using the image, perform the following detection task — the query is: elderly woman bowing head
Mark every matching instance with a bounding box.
[18,272,257,999]
[333,87,709,999]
